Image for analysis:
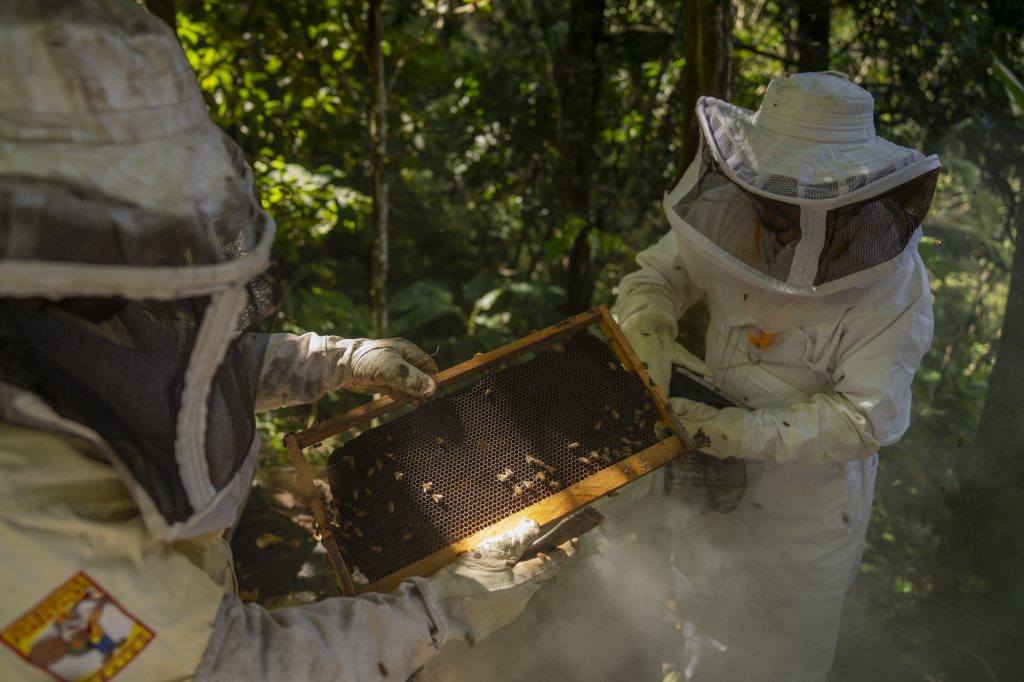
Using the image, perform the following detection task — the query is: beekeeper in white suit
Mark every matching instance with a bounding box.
[616,72,938,680]
[0,1,573,680]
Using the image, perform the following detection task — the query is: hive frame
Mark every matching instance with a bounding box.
[284,304,696,596]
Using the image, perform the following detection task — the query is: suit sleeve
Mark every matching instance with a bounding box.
[741,263,935,465]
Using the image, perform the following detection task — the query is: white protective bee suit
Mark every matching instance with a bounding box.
[616,72,938,680]
[0,2,573,680]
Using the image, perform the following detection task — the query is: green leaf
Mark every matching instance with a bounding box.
[993,54,1024,118]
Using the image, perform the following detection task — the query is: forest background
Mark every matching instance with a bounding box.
[147,0,1024,679]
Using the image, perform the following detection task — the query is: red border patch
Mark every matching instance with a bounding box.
[1,571,154,681]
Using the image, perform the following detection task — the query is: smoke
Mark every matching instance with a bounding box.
[413,476,749,682]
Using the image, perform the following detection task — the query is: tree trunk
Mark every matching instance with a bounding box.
[677,0,733,178]
[366,0,389,338]
[943,222,1024,607]
[795,0,831,72]
[559,0,606,315]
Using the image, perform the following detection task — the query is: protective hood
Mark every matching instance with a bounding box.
[0,0,276,540]
[666,72,939,303]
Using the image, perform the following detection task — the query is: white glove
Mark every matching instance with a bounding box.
[416,519,577,645]
[671,397,748,460]
[333,338,439,399]
[620,311,676,392]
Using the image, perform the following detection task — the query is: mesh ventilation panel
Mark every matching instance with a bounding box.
[326,333,661,584]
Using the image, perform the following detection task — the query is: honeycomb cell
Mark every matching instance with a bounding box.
[326,332,660,584]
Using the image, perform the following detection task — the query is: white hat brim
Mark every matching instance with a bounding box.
[698,97,926,203]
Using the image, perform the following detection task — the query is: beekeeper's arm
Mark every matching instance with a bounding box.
[196,520,575,681]
[672,269,934,465]
[615,230,705,390]
[236,333,439,412]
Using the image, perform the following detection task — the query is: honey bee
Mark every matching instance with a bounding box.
[363,488,373,498]
[525,455,543,468]
[421,482,434,494]
[394,471,405,481]
[402,532,413,542]
[355,510,367,518]
[534,471,547,482]
[521,479,535,491]
[367,466,375,477]
[386,435,394,443]
[431,493,445,504]
[621,437,632,445]
[567,442,580,450]
[370,546,383,554]
[386,501,395,514]
[608,361,619,371]
[352,489,359,501]
[341,455,355,469]
[548,480,562,491]
[610,408,620,420]
[512,483,524,497]
[376,459,384,470]
[594,419,603,431]
[435,436,445,445]
[385,452,395,460]
[550,341,565,353]
[353,527,363,538]
[496,468,514,483]
[578,456,593,466]
[485,387,493,397]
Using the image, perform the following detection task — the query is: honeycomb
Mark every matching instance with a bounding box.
[326,332,661,584]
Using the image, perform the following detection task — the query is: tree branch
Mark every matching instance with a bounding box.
[733,38,801,68]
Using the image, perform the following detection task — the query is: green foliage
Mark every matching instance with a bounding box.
[172,2,1022,635]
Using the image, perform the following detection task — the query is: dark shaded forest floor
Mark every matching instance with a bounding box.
[231,468,1023,681]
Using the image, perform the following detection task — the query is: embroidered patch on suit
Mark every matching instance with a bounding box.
[1,572,154,681]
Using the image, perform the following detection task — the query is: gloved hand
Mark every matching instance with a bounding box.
[416,518,577,645]
[333,338,439,399]
[620,311,676,393]
[671,397,748,460]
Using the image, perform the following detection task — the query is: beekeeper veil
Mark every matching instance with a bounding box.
[666,72,939,307]
[0,0,277,540]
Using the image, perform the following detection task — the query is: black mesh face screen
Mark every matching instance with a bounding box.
[204,343,259,490]
[671,145,734,222]
[0,178,269,269]
[0,297,259,524]
[816,168,939,285]
[326,333,661,584]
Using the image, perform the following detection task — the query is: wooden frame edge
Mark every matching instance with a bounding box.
[362,436,686,593]
[595,304,697,452]
[295,307,603,448]
[284,433,358,597]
